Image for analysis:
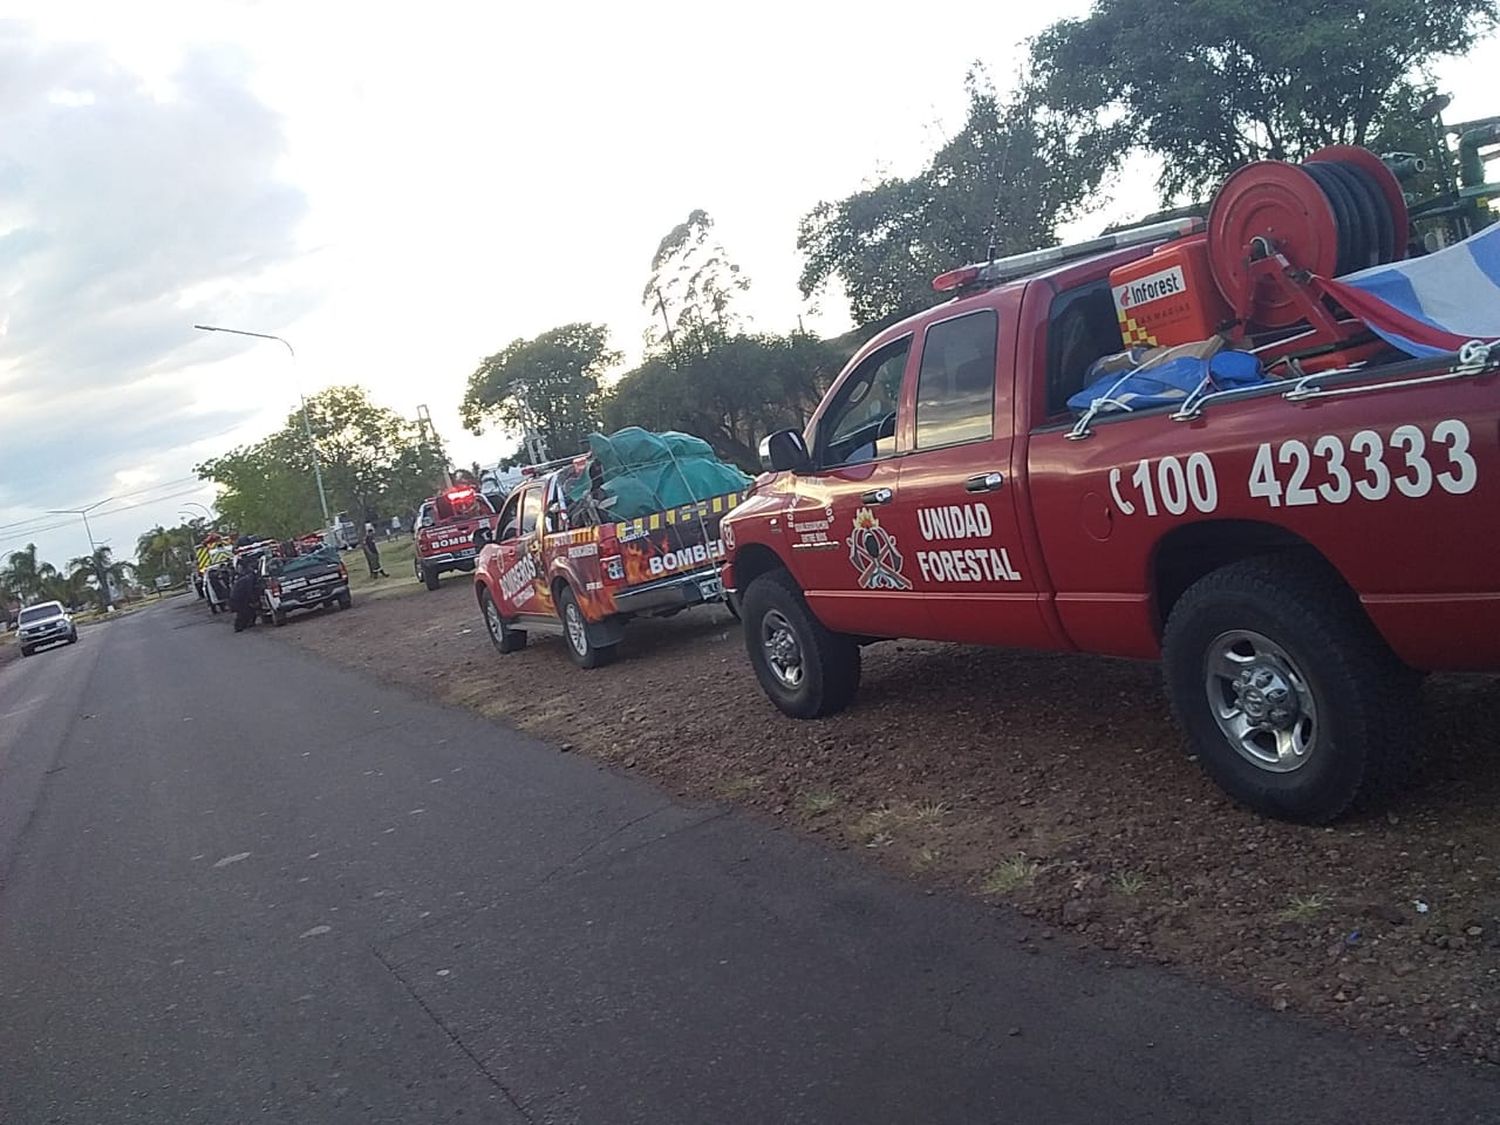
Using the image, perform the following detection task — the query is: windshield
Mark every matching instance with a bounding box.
[19,603,63,625]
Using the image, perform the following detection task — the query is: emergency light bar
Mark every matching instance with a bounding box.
[932,217,1206,293]
[445,487,476,500]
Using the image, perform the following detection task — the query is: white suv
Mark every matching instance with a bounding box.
[16,601,79,657]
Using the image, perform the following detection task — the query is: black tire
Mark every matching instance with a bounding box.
[558,585,614,669]
[272,609,288,627]
[741,568,861,719]
[68,631,78,645]
[338,593,352,610]
[423,566,441,592]
[20,646,32,657]
[208,601,219,615]
[1162,556,1420,824]
[479,587,526,654]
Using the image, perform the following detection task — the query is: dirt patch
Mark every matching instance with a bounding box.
[264,576,1500,1067]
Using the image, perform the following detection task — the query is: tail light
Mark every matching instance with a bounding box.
[338,563,348,580]
[269,580,282,596]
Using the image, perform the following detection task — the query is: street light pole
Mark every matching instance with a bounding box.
[193,324,333,538]
[47,498,113,609]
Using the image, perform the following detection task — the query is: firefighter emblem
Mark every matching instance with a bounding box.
[848,507,911,591]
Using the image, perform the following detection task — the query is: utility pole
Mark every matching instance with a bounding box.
[416,404,453,488]
[193,325,333,539]
[47,498,113,610]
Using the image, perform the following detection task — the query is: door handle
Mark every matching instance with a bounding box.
[965,472,1006,493]
[861,487,894,505]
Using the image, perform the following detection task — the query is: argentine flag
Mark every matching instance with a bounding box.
[1316,223,1500,358]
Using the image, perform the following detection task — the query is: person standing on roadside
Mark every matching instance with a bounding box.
[362,529,389,578]
[230,557,260,633]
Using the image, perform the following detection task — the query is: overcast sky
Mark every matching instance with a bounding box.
[2,3,1497,575]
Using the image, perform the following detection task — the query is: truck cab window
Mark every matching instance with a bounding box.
[815,337,911,468]
[915,309,998,449]
[496,492,523,541]
[1046,279,1124,416]
[519,487,543,536]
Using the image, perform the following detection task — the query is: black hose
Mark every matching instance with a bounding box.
[1303,162,1357,275]
[1302,157,1401,274]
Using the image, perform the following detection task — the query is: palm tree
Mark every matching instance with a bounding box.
[1,544,59,604]
[135,524,196,587]
[68,546,133,608]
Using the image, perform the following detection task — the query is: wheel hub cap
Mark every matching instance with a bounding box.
[1205,630,1318,773]
[566,605,587,654]
[761,610,804,689]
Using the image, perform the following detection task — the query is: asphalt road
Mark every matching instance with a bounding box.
[1,601,1495,1124]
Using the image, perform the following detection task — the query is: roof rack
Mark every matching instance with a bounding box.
[519,452,588,477]
[933,216,1206,293]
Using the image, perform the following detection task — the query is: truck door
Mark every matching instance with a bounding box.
[492,484,545,618]
[894,306,1056,648]
[518,483,556,617]
[785,334,928,637]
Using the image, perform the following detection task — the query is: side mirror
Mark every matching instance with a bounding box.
[473,526,494,547]
[760,429,811,474]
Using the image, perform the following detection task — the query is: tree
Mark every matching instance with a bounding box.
[66,547,131,609]
[460,323,617,459]
[603,331,849,471]
[798,69,1122,326]
[641,210,751,355]
[1,544,57,604]
[199,385,448,538]
[135,522,200,588]
[1030,0,1499,200]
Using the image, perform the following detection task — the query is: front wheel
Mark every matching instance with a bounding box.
[1162,557,1420,824]
[741,569,861,719]
[272,609,288,627]
[338,593,352,610]
[558,586,614,669]
[20,646,32,657]
[479,587,526,654]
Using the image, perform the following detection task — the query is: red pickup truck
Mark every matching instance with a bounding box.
[473,459,739,667]
[720,228,1498,823]
[414,487,499,590]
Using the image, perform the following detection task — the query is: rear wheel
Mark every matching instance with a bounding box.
[742,568,860,718]
[558,586,614,669]
[423,565,441,592]
[479,587,526,654]
[1162,556,1420,823]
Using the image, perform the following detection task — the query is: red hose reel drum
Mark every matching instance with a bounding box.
[1206,146,1407,330]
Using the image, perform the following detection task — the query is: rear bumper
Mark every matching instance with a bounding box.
[613,569,723,616]
[278,583,349,611]
[422,552,478,571]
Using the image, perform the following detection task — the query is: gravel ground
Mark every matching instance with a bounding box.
[265,574,1500,1068]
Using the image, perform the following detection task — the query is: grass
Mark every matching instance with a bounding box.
[1112,871,1148,896]
[716,775,764,799]
[796,789,841,816]
[853,805,902,842]
[347,536,418,596]
[981,854,1041,895]
[909,800,949,825]
[911,846,942,872]
[1279,893,1331,923]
